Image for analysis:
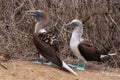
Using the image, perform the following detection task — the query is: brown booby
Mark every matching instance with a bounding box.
[65,19,116,71]
[27,10,77,75]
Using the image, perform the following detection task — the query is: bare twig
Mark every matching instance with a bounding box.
[108,14,120,32]
[0,62,7,70]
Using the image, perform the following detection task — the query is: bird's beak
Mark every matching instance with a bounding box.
[27,10,36,16]
[64,22,72,26]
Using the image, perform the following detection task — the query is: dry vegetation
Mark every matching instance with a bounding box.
[0,0,120,68]
[0,0,120,79]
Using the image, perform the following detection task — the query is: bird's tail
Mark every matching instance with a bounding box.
[99,45,116,58]
[100,53,116,58]
[62,61,77,76]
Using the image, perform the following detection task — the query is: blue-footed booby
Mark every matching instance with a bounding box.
[65,19,116,71]
[27,10,77,75]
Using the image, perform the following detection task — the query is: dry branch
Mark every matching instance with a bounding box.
[0,62,7,70]
[0,0,120,68]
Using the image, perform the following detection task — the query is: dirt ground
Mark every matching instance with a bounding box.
[0,60,120,80]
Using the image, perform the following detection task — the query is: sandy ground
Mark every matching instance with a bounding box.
[0,60,120,80]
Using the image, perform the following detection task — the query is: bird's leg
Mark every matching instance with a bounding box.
[34,55,43,64]
[76,59,86,71]
[34,55,52,66]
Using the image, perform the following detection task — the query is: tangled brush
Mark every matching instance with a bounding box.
[0,0,120,68]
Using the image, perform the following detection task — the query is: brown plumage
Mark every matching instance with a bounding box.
[78,38,112,62]
[33,33,62,67]
[65,19,116,71]
[38,31,59,51]
[78,42,102,61]
[27,10,77,75]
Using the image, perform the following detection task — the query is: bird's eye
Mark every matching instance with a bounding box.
[34,11,41,19]
[71,22,77,26]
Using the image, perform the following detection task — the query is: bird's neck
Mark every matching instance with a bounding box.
[71,26,83,41]
[70,26,83,59]
[70,26,83,49]
[34,21,46,33]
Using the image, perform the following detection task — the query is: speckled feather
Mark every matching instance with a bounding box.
[38,31,59,51]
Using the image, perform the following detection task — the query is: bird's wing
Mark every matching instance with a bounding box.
[33,33,62,67]
[80,38,93,47]
[38,31,59,51]
[78,43,101,61]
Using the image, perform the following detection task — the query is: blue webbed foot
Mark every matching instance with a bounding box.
[76,59,86,71]
[68,59,86,71]
[68,64,86,71]
[44,61,52,66]
[76,64,85,71]
[33,61,43,64]
[68,64,76,68]
[33,58,43,64]
[33,59,52,66]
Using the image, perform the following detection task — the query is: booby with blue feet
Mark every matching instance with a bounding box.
[65,19,116,71]
[27,10,77,75]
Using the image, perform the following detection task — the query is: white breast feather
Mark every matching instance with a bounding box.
[38,29,47,33]
[70,26,83,59]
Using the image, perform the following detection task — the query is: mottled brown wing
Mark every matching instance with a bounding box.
[38,32,59,51]
[33,33,62,67]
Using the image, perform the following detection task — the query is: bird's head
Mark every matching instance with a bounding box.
[65,19,83,27]
[27,9,48,22]
[27,10,49,33]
